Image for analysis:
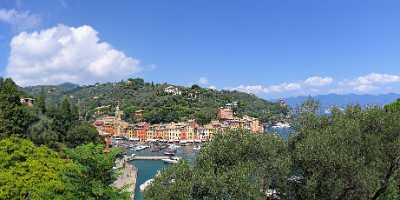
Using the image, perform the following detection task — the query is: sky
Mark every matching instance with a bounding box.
[1,0,400,99]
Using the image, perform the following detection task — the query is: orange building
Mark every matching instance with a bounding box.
[217,107,233,120]
[134,122,149,141]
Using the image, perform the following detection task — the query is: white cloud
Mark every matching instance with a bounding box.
[228,76,329,95]
[198,77,209,85]
[229,73,400,98]
[304,76,333,87]
[341,73,400,92]
[6,24,142,86]
[230,85,267,94]
[0,9,41,32]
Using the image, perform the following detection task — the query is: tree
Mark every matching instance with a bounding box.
[36,88,47,114]
[0,137,79,199]
[0,78,37,138]
[64,143,129,199]
[28,116,60,148]
[65,123,101,148]
[47,97,79,142]
[384,98,400,112]
[290,105,400,200]
[145,130,290,199]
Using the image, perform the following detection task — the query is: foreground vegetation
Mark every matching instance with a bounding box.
[0,78,129,199]
[145,99,400,200]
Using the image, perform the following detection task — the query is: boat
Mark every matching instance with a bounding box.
[179,140,188,145]
[271,122,291,129]
[140,179,154,192]
[163,149,176,156]
[193,146,201,151]
[128,137,140,141]
[194,139,202,143]
[169,144,181,150]
[162,156,181,164]
[134,145,150,151]
[159,144,168,150]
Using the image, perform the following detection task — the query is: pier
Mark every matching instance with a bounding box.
[133,155,170,160]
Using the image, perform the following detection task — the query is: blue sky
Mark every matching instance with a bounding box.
[1,0,400,99]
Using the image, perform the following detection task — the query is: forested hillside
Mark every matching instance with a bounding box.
[23,78,287,124]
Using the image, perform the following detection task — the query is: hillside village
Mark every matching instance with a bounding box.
[23,79,289,125]
[94,105,264,143]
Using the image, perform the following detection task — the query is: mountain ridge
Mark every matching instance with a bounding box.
[283,93,400,110]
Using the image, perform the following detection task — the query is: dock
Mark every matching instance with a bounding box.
[133,156,170,160]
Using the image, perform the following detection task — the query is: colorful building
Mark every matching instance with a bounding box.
[94,106,264,142]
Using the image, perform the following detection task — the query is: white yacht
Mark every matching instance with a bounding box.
[140,179,154,192]
[271,122,291,128]
[162,156,181,164]
[134,145,150,151]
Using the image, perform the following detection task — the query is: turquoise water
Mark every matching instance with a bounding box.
[128,145,200,200]
[130,160,168,200]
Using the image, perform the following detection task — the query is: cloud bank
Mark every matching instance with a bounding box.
[6,24,142,86]
[229,73,400,98]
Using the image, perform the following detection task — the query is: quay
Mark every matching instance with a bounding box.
[112,162,137,200]
[133,155,170,160]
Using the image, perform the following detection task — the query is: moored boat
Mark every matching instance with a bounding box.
[162,156,181,164]
[134,145,150,151]
[140,179,154,192]
[163,149,176,156]
[193,145,201,151]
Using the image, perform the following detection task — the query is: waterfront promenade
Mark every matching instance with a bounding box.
[112,163,137,200]
[133,155,170,160]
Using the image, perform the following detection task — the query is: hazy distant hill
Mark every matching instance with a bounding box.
[285,93,400,111]
[23,79,286,124]
[24,82,81,100]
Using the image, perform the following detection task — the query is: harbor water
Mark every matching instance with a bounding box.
[128,144,199,200]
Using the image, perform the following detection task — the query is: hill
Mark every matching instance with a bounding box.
[23,78,287,124]
[284,93,400,112]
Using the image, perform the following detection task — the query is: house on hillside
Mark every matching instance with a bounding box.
[20,97,35,107]
[164,86,182,95]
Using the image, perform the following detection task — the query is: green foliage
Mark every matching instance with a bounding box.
[64,143,129,200]
[145,130,290,199]
[65,122,101,148]
[1,78,129,199]
[28,115,60,148]
[36,88,47,114]
[0,78,37,139]
[0,137,79,200]
[385,98,400,113]
[289,102,400,200]
[23,80,285,124]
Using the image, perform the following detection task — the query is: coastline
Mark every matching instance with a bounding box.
[113,162,138,200]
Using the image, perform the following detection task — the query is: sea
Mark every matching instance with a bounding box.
[128,145,198,200]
